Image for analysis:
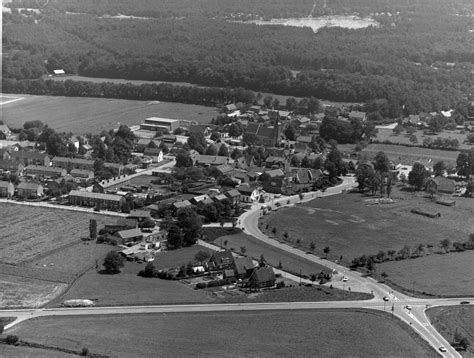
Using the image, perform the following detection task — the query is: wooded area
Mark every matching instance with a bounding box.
[3,0,473,114]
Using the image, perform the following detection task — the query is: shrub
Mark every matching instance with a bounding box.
[195,282,207,289]
[81,347,89,356]
[276,281,286,289]
[6,335,19,345]
[207,280,220,287]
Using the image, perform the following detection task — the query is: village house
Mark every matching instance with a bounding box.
[0,148,11,161]
[10,151,50,166]
[70,169,95,184]
[117,228,144,245]
[244,121,281,147]
[348,111,367,122]
[172,200,192,213]
[143,147,163,163]
[24,165,67,179]
[52,157,95,172]
[195,155,229,167]
[127,209,151,222]
[236,184,261,203]
[225,189,241,205]
[0,124,12,139]
[247,267,276,289]
[68,190,125,211]
[104,162,124,176]
[0,180,15,198]
[234,257,256,278]
[17,182,43,199]
[0,160,25,175]
[140,117,181,132]
[208,250,235,271]
[425,177,456,194]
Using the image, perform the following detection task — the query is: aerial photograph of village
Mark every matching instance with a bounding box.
[0,0,473,357]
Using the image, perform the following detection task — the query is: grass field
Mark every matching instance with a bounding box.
[0,203,115,264]
[378,251,474,296]
[212,233,329,278]
[1,94,217,134]
[53,245,216,307]
[0,344,78,358]
[427,306,474,357]
[259,189,473,267]
[9,309,437,357]
[375,128,470,150]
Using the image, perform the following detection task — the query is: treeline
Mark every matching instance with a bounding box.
[2,78,256,106]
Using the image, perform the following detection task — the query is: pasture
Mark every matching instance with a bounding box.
[378,251,474,296]
[427,306,474,356]
[212,232,328,278]
[1,94,217,134]
[0,203,114,264]
[259,189,473,267]
[9,309,437,357]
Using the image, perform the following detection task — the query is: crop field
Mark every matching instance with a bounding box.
[212,233,328,278]
[377,251,474,296]
[375,128,471,150]
[9,309,437,357]
[1,94,217,134]
[0,274,66,308]
[260,189,473,267]
[427,306,474,357]
[361,143,461,166]
[0,203,115,264]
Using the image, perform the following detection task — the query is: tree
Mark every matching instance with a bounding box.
[433,161,446,176]
[187,132,207,154]
[408,162,428,190]
[440,239,451,253]
[381,272,388,280]
[176,208,203,246]
[323,246,330,258]
[310,241,316,251]
[167,224,184,249]
[392,124,403,135]
[142,262,156,277]
[240,246,247,255]
[374,151,390,173]
[217,144,229,157]
[89,219,97,240]
[284,124,297,141]
[175,152,193,168]
[409,134,418,145]
[228,122,244,138]
[194,250,210,265]
[205,144,218,155]
[103,251,124,274]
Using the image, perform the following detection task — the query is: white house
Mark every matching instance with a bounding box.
[236,184,261,203]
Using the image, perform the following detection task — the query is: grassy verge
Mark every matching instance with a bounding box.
[8,309,438,358]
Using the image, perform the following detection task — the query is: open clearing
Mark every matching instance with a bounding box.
[9,309,437,358]
[212,232,328,278]
[260,189,473,267]
[1,94,217,134]
[378,251,474,296]
[427,306,474,357]
[0,203,115,264]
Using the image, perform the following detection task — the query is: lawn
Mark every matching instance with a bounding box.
[1,94,217,134]
[427,306,474,357]
[0,344,78,358]
[0,274,67,308]
[259,190,472,267]
[9,309,437,357]
[212,233,329,278]
[377,251,474,296]
[0,204,116,264]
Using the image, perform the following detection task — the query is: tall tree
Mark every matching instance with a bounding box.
[408,162,428,190]
[374,151,390,173]
[103,251,124,274]
[89,219,97,240]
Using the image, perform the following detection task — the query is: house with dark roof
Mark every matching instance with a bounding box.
[25,165,66,179]
[128,210,151,222]
[188,125,211,136]
[296,135,313,144]
[225,189,241,204]
[117,228,144,245]
[10,151,50,166]
[172,200,192,212]
[195,155,229,167]
[104,162,124,176]
[208,250,235,271]
[348,111,367,122]
[52,157,94,171]
[236,184,261,203]
[143,148,163,163]
[225,104,237,112]
[0,148,11,161]
[265,156,289,170]
[0,124,12,138]
[17,182,43,199]
[247,267,276,289]
[234,257,256,278]
[0,160,25,175]
[68,190,125,211]
[425,177,456,194]
[0,180,15,198]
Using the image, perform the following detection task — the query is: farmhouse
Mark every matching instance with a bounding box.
[348,111,367,122]
[0,180,15,198]
[208,250,235,271]
[236,184,261,203]
[0,160,25,175]
[24,165,66,179]
[104,162,124,176]
[10,151,50,166]
[17,182,43,199]
[117,228,144,245]
[128,210,151,222]
[234,257,256,278]
[425,177,456,194]
[195,155,229,167]
[140,117,181,132]
[0,124,12,138]
[143,148,163,163]
[247,267,276,289]
[225,189,241,204]
[68,190,125,211]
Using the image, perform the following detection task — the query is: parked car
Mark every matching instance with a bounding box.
[383,296,389,301]
[342,277,349,282]
[460,301,470,305]
[438,346,447,352]
[405,305,412,310]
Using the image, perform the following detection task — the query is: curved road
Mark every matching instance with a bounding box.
[1,176,471,358]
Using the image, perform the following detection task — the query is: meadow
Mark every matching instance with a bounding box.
[1,94,217,134]
[259,189,472,267]
[427,306,474,357]
[378,251,474,296]
[9,309,437,358]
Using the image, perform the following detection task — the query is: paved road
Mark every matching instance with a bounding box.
[237,177,469,358]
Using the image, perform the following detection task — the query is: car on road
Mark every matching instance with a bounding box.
[383,296,389,301]
[342,277,349,282]
[405,305,412,310]
[438,346,447,352]
[460,301,470,305]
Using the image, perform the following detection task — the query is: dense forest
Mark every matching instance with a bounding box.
[2,0,473,115]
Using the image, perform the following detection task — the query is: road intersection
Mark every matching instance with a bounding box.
[1,177,471,357]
